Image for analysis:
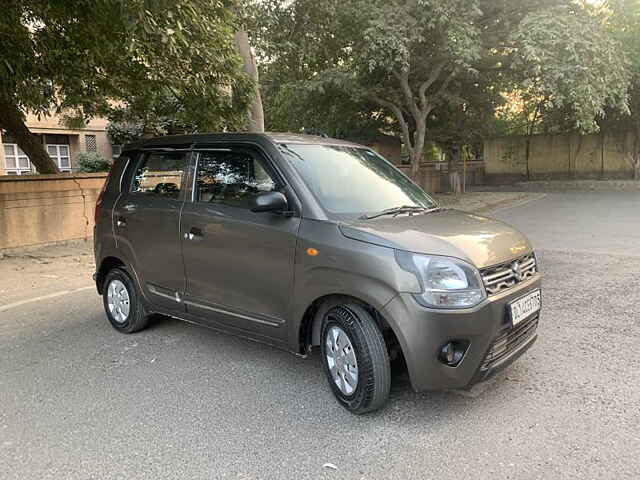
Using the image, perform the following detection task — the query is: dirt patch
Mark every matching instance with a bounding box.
[0,239,95,307]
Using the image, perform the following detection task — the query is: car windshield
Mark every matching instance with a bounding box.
[279,143,437,218]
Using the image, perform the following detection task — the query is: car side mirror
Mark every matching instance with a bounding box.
[250,191,289,214]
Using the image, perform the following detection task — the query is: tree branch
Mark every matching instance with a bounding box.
[371,94,414,157]
[418,60,447,111]
[433,67,458,100]
[393,68,421,124]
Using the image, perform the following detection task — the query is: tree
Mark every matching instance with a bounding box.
[234,30,265,133]
[508,4,630,178]
[511,4,629,133]
[603,0,640,179]
[246,0,386,137]
[0,0,251,173]
[334,0,484,180]
[419,0,555,191]
[250,0,631,186]
[427,73,502,192]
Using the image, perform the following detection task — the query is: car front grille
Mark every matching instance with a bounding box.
[481,253,537,295]
[480,314,539,371]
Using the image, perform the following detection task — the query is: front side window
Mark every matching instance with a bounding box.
[194,150,277,208]
[131,152,188,198]
[3,144,32,175]
[279,144,436,217]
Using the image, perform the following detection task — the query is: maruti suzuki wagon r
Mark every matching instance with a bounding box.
[93,133,541,414]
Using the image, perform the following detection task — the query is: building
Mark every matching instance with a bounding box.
[0,113,115,175]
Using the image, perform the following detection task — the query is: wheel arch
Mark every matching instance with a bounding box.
[297,293,404,363]
[96,256,126,294]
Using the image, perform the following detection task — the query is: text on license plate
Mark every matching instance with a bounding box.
[509,289,541,326]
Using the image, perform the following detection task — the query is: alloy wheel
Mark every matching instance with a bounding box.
[107,279,130,324]
[325,325,359,395]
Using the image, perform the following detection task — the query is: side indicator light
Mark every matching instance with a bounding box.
[306,248,319,257]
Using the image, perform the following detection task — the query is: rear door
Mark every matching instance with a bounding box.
[180,146,300,341]
[114,150,190,312]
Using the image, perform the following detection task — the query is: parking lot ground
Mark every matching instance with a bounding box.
[1,191,639,480]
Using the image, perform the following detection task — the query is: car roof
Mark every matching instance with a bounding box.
[265,132,362,147]
[125,132,365,150]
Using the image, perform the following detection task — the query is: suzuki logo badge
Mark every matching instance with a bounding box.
[511,261,523,282]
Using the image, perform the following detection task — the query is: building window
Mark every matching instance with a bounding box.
[3,144,33,175]
[44,134,70,145]
[85,135,97,152]
[46,144,71,172]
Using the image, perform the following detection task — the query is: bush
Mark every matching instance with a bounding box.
[75,152,112,172]
[106,122,144,146]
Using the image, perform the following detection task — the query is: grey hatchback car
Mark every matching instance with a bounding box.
[94,133,541,414]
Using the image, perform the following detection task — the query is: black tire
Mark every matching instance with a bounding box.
[102,267,150,333]
[319,301,391,414]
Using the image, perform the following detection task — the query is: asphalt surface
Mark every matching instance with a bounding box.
[1,191,639,479]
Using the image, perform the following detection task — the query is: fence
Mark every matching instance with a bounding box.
[397,160,485,193]
[483,131,636,184]
[0,173,108,251]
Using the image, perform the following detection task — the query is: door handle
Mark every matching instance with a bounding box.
[184,227,204,241]
[122,204,136,212]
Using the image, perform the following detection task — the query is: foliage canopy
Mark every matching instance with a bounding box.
[0,0,251,172]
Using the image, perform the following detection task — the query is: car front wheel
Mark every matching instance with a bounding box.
[319,302,391,414]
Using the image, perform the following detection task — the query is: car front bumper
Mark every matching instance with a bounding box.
[382,275,542,392]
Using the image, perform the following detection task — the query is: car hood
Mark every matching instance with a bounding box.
[339,209,532,268]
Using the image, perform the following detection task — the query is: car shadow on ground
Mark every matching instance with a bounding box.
[138,313,515,419]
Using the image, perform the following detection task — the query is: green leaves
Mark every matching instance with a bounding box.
[510,5,630,133]
[75,151,112,172]
[1,0,251,132]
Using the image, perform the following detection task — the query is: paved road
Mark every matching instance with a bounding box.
[494,191,640,256]
[1,192,639,480]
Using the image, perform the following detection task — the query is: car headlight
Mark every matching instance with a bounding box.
[395,251,486,309]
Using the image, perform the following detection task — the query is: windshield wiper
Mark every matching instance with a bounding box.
[361,205,439,220]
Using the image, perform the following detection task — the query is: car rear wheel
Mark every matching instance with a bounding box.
[102,267,150,333]
[319,302,391,414]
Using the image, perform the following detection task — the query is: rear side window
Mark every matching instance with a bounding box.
[131,152,188,198]
[194,150,277,208]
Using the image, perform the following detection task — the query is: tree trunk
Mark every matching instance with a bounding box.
[0,97,59,174]
[409,151,422,184]
[446,144,463,194]
[234,31,265,133]
[369,94,429,186]
[630,129,640,181]
[524,136,531,181]
[409,119,427,183]
[630,153,640,180]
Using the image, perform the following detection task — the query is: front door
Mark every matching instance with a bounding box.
[114,150,189,312]
[180,147,300,341]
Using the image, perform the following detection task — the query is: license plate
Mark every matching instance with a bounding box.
[508,289,541,326]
